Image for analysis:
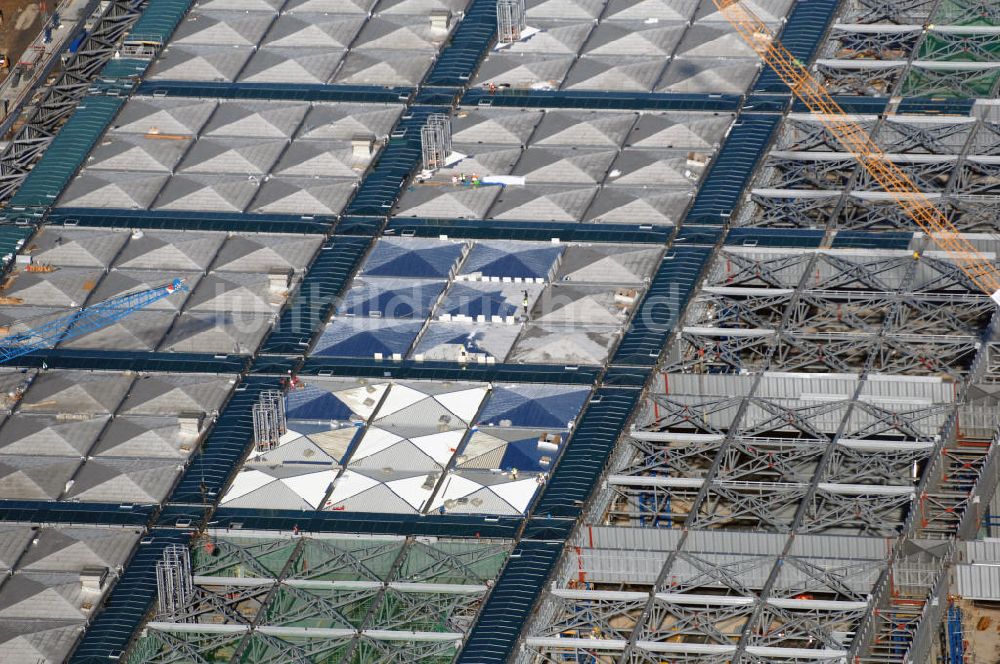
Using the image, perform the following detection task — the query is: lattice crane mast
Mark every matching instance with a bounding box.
[713,0,1000,306]
[0,279,188,364]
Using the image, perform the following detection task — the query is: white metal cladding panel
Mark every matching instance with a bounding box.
[684,530,786,556]
[742,399,849,435]
[846,404,948,438]
[570,526,683,552]
[964,539,1000,564]
[633,394,745,432]
[577,547,668,585]
[773,558,883,594]
[956,564,1000,600]
[660,373,757,398]
[861,375,956,404]
[789,533,890,560]
[668,554,775,591]
[756,373,859,400]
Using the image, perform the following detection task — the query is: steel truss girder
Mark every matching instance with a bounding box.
[641,395,745,436]
[824,444,929,485]
[746,191,837,228]
[969,122,1000,155]
[293,538,402,582]
[402,539,510,585]
[934,0,1000,23]
[884,293,992,336]
[788,292,888,334]
[717,439,825,483]
[839,0,937,27]
[765,155,857,190]
[663,551,773,596]
[877,120,972,156]
[709,250,811,289]
[771,557,882,602]
[816,62,901,96]
[954,158,1000,195]
[844,401,952,441]
[741,398,848,440]
[618,435,721,479]
[778,118,877,153]
[687,291,791,330]
[351,635,458,664]
[811,253,912,292]
[903,65,1000,98]
[748,603,866,650]
[133,628,245,664]
[263,583,379,629]
[828,28,919,60]
[800,488,911,535]
[869,335,976,377]
[642,596,753,644]
[853,157,955,192]
[695,481,807,530]
[370,587,484,632]
[169,583,270,625]
[193,538,297,580]
[239,632,326,664]
[0,0,147,201]
[535,593,647,641]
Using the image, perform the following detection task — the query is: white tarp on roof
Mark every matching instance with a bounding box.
[431,470,541,515]
[348,427,464,471]
[325,468,434,513]
[373,382,488,432]
[222,466,336,510]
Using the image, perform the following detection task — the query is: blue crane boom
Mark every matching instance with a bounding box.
[0,278,188,364]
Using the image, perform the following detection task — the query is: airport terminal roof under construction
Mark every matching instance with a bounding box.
[0,0,997,662]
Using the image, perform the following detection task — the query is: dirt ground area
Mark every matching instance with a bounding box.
[0,0,43,71]
[956,599,1000,663]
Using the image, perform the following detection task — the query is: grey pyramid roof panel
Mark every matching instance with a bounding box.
[627,112,732,149]
[585,185,690,225]
[0,572,95,620]
[20,371,133,415]
[264,13,365,48]
[353,16,448,51]
[147,44,253,82]
[297,103,403,140]
[178,137,286,175]
[500,20,594,54]
[153,174,260,212]
[0,456,81,500]
[186,272,283,313]
[603,0,698,21]
[658,57,760,94]
[525,0,605,19]
[4,267,105,307]
[91,415,203,458]
[532,283,634,325]
[58,311,175,352]
[25,228,129,268]
[608,149,701,186]
[509,323,619,364]
[161,312,271,354]
[395,180,501,219]
[19,527,140,572]
[56,171,169,209]
[204,101,309,138]
[412,321,520,362]
[513,146,617,183]
[676,23,760,58]
[691,0,791,25]
[88,270,200,311]
[450,109,543,145]
[172,10,276,46]
[0,619,85,664]
[239,47,344,84]
[334,49,434,86]
[285,0,375,12]
[556,244,662,283]
[0,525,34,569]
[197,0,284,10]
[488,183,597,221]
[531,110,635,147]
[112,97,218,136]
[86,133,190,172]
[375,0,471,14]
[0,414,109,457]
[444,145,523,176]
[119,373,234,416]
[473,53,575,89]
[63,457,181,503]
[562,56,665,91]
[115,230,226,271]
[250,177,357,215]
[583,20,686,56]
[213,234,323,273]
[274,141,368,178]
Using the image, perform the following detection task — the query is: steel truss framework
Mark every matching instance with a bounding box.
[133,532,510,664]
[741,113,1000,231]
[522,237,1000,664]
[0,0,150,203]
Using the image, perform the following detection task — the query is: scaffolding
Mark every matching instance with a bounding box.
[496,0,526,44]
[420,114,452,171]
[156,544,194,622]
[252,390,286,453]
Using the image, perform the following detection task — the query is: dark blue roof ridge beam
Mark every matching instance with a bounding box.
[134,81,415,104]
[385,216,673,244]
[46,207,336,234]
[461,88,743,111]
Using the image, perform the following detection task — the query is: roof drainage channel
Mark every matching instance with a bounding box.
[209,508,522,538]
[8,350,249,373]
[755,0,841,93]
[425,0,499,87]
[48,207,334,234]
[346,106,450,216]
[261,236,372,355]
[0,500,154,526]
[462,88,743,111]
[831,230,915,250]
[726,227,826,248]
[135,81,414,104]
[384,217,673,244]
[70,528,192,664]
[295,358,601,384]
[9,96,125,209]
[684,113,782,226]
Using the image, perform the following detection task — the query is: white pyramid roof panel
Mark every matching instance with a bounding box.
[186,272,283,313]
[658,57,761,94]
[583,20,685,56]
[532,283,634,325]
[677,23,760,58]
[57,171,169,209]
[394,183,501,219]
[376,0,471,14]
[488,184,596,222]
[473,53,574,89]
[274,141,369,178]
[18,527,140,572]
[500,20,594,54]
[334,50,434,86]
[530,110,635,147]
[197,0,284,10]
[412,321,519,363]
[87,270,199,311]
[603,0,697,21]
[555,244,662,283]
[113,97,218,136]
[628,112,733,149]
[264,13,365,48]
[451,109,543,145]
[562,56,664,91]
[119,373,234,416]
[692,0,791,25]
[25,228,129,268]
[0,525,33,569]
[160,312,271,354]
[525,0,605,19]
[239,48,344,84]
[250,177,357,215]
[146,44,253,82]
[178,137,286,176]
[0,572,97,620]
[608,149,700,186]
[285,0,375,13]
